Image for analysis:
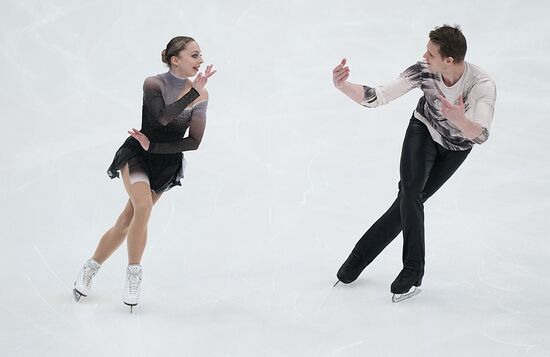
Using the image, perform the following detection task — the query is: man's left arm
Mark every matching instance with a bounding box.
[438,81,496,143]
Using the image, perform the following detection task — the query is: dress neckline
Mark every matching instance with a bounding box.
[167,71,188,82]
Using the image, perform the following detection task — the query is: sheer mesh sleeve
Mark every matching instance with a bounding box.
[360,62,422,108]
[143,77,200,126]
[148,100,208,154]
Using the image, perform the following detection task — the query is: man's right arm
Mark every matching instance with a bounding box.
[335,81,367,104]
[333,60,422,108]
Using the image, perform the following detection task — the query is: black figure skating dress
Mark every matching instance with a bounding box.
[107,71,208,193]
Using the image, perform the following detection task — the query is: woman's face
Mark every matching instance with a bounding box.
[172,41,204,77]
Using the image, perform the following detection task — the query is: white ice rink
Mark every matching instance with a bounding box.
[1,0,550,356]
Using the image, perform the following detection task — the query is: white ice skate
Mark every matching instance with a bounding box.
[73,259,101,302]
[392,286,422,303]
[123,264,143,313]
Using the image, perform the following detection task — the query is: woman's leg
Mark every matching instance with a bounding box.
[119,164,158,265]
[91,166,162,264]
[91,199,134,264]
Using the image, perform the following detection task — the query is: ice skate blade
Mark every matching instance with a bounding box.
[392,287,422,303]
[124,302,137,313]
[73,288,85,302]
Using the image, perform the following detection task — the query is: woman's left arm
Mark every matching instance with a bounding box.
[130,98,208,154]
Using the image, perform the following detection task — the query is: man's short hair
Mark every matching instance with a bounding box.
[429,25,467,63]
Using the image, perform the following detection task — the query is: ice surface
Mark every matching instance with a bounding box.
[1,0,550,356]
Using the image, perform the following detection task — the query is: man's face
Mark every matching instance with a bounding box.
[423,40,450,72]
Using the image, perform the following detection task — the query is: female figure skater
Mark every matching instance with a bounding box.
[73,36,216,312]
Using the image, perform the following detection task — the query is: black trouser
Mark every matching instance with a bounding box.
[353,117,471,279]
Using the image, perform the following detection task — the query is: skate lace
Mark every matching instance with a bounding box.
[82,264,99,287]
[127,271,142,295]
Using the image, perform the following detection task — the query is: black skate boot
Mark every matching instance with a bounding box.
[334,251,367,286]
[390,268,422,303]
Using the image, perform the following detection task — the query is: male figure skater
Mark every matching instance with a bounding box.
[332,25,496,302]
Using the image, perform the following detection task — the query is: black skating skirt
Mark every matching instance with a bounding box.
[107,136,185,194]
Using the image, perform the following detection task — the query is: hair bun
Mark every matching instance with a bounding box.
[162,36,195,67]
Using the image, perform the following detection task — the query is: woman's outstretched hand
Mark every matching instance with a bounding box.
[192,64,216,92]
[128,128,150,151]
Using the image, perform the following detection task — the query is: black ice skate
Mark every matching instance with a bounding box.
[334,251,367,286]
[390,268,422,303]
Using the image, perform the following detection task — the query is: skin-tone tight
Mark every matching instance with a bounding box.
[91,164,161,265]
